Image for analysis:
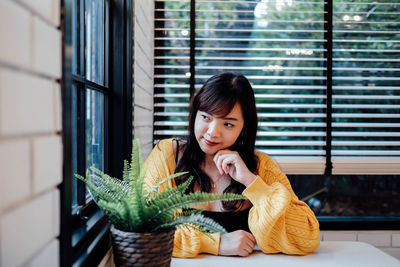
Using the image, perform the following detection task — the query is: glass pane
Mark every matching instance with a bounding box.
[85,0,104,85]
[72,0,78,75]
[85,88,104,200]
[332,0,400,157]
[291,175,400,217]
[72,85,78,207]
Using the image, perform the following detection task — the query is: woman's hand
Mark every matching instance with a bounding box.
[213,149,257,187]
[219,230,257,257]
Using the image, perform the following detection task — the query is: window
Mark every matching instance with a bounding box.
[154,0,400,228]
[61,0,134,266]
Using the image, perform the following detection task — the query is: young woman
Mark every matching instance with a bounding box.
[144,72,320,258]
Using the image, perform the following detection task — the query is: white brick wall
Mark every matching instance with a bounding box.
[358,232,392,247]
[1,192,58,267]
[134,0,155,158]
[53,81,62,132]
[393,234,400,247]
[0,1,62,266]
[16,0,60,27]
[322,231,357,242]
[0,1,31,69]
[32,16,62,78]
[26,239,60,267]
[32,135,62,194]
[321,231,400,260]
[0,69,56,136]
[0,139,31,211]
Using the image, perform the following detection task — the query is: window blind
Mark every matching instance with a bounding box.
[154,0,399,175]
[331,1,400,174]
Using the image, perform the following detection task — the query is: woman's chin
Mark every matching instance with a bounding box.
[199,143,218,155]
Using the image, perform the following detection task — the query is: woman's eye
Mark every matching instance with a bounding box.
[201,114,209,120]
[225,123,234,127]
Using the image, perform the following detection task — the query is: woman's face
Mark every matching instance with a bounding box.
[194,102,244,156]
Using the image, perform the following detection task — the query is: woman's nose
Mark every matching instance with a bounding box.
[207,121,220,137]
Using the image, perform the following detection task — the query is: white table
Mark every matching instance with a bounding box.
[171,241,400,267]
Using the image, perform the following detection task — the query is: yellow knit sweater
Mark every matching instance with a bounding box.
[144,139,320,258]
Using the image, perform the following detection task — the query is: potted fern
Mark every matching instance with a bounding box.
[76,139,245,267]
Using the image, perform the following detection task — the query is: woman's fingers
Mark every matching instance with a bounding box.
[213,153,226,175]
[213,150,255,185]
[239,246,252,257]
[221,156,234,174]
[247,231,257,244]
[241,234,256,256]
[219,230,256,257]
[214,151,237,174]
[214,154,224,175]
[244,232,256,249]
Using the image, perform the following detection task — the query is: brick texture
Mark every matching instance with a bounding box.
[54,81,62,132]
[392,234,400,248]
[0,1,62,267]
[0,191,58,267]
[32,16,61,78]
[0,69,55,136]
[16,0,60,27]
[26,239,59,267]
[0,139,31,211]
[32,135,62,194]
[358,232,392,247]
[323,231,357,242]
[0,1,30,68]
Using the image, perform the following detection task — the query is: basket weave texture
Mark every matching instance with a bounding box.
[111,225,175,267]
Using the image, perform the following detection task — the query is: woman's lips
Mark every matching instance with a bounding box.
[204,138,219,147]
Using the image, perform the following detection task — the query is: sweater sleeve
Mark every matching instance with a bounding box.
[242,153,320,255]
[143,139,221,258]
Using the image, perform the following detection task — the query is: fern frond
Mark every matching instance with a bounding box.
[75,172,123,205]
[127,139,147,228]
[131,179,146,228]
[122,160,130,182]
[147,192,246,222]
[97,199,128,230]
[129,139,142,181]
[180,208,202,217]
[146,176,194,207]
[144,172,188,198]
[88,166,129,200]
[175,175,194,194]
[154,213,227,234]
[142,207,176,232]
[121,198,142,232]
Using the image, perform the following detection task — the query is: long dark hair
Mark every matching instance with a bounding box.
[175,72,258,211]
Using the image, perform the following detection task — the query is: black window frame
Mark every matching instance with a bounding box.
[61,0,134,266]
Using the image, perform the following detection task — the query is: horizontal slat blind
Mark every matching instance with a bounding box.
[154,0,191,144]
[155,0,327,174]
[154,0,399,175]
[331,1,400,174]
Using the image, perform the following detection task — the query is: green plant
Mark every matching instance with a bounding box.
[75,139,246,234]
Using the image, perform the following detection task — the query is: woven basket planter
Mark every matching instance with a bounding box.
[110,225,175,267]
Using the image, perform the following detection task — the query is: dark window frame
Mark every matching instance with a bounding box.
[61,0,134,266]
